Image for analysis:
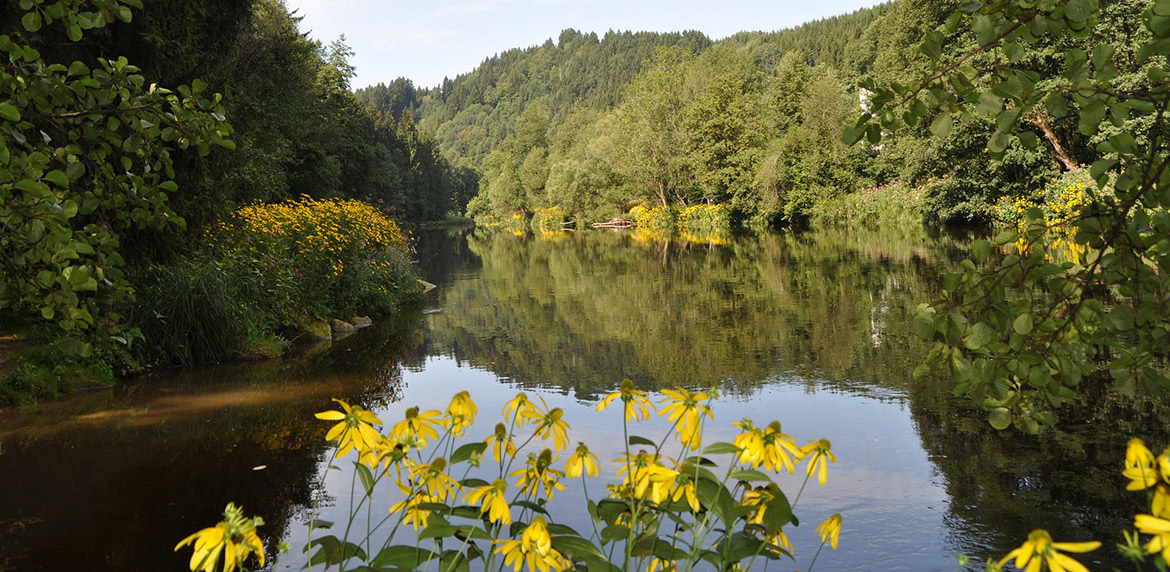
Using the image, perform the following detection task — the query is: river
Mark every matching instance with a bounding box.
[0,227,1165,571]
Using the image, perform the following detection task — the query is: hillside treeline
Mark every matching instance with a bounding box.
[358,0,1150,227]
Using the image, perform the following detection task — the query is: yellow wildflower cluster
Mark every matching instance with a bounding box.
[532,206,570,234]
[205,197,416,320]
[182,382,843,572]
[631,204,676,233]
[629,203,731,245]
[994,178,1092,262]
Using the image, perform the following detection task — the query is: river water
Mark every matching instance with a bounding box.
[1,227,1165,571]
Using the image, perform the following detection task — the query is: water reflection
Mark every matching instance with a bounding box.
[0,316,422,572]
[0,227,1165,571]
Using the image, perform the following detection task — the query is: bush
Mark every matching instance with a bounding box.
[206,198,420,327]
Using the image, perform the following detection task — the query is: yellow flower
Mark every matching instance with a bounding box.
[658,388,713,450]
[408,457,461,501]
[669,470,700,513]
[816,513,842,550]
[526,407,570,451]
[174,503,265,572]
[485,422,518,463]
[597,379,655,422]
[465,479,511,525]
[1124,438,1159,491]
[494,516,570,572]
[615,451,676,504]
[998,529,1099,572]
[391,406,442,446]
[388,483,442,530]
[802,439,836,485]
[733,420,804,474]
[511,449,566,500]
[445,391,478,437]
[565,443,600,478]
[1135,512,1170,562]
[315,399,383,458]
[504,392,543,427]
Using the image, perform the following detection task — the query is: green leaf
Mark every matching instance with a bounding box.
[628,435,656,447]
[552,536,622,572]
[0,102,21,123]
[451,441,487,464]
[988,407,1012,430]
[729,469,772,483]
[970,239,991,264]
[930,113,953,137]
[354,462,375,496]
[701,442,740,455]
[1108,305,1134,331]
[44,170,69,188]
[912,363,932,380]
[371,545,430,569]
[21,10,42,32]
[1012,313,1034,335]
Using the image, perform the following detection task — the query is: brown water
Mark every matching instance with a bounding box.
[1,227,1166,571]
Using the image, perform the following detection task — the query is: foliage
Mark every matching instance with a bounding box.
[810,180,927,228]
[851,0,1170,430]
[206,198,420,329]
[125,260,255,367]
[532,206,570,233]
[0,0,233,357]
[182,387,846,572]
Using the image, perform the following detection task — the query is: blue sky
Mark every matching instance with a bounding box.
[285,0,885,89]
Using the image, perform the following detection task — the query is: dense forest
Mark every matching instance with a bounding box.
[356,0,1150,228]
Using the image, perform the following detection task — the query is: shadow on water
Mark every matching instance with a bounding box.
[0,314,423,572]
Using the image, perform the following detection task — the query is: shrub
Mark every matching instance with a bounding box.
[206,198,419,328]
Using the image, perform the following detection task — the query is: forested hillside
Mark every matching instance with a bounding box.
[358,0,1147,229]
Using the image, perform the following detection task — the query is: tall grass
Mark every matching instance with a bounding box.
[127,261,255,366]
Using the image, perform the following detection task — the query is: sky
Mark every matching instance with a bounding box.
[284,0,886,90]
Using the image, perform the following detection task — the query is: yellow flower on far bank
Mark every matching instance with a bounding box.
[565,442,600,478]
[174,503,265,572]
[597,379,655,422]
[998,529,1099,572]
[465,479,512,525]
[494,516,570,572]
[816,513,842,550]
[315,399,383,458]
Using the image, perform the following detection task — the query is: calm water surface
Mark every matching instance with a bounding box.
[1,227,1165,571]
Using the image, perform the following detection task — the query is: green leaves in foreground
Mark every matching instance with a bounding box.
[864,0,1170,431]
[0,1,232,354]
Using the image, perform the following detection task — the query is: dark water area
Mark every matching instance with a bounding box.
[2,227,1167,571]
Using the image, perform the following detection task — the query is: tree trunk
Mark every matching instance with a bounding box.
[1032,109,1079,172]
